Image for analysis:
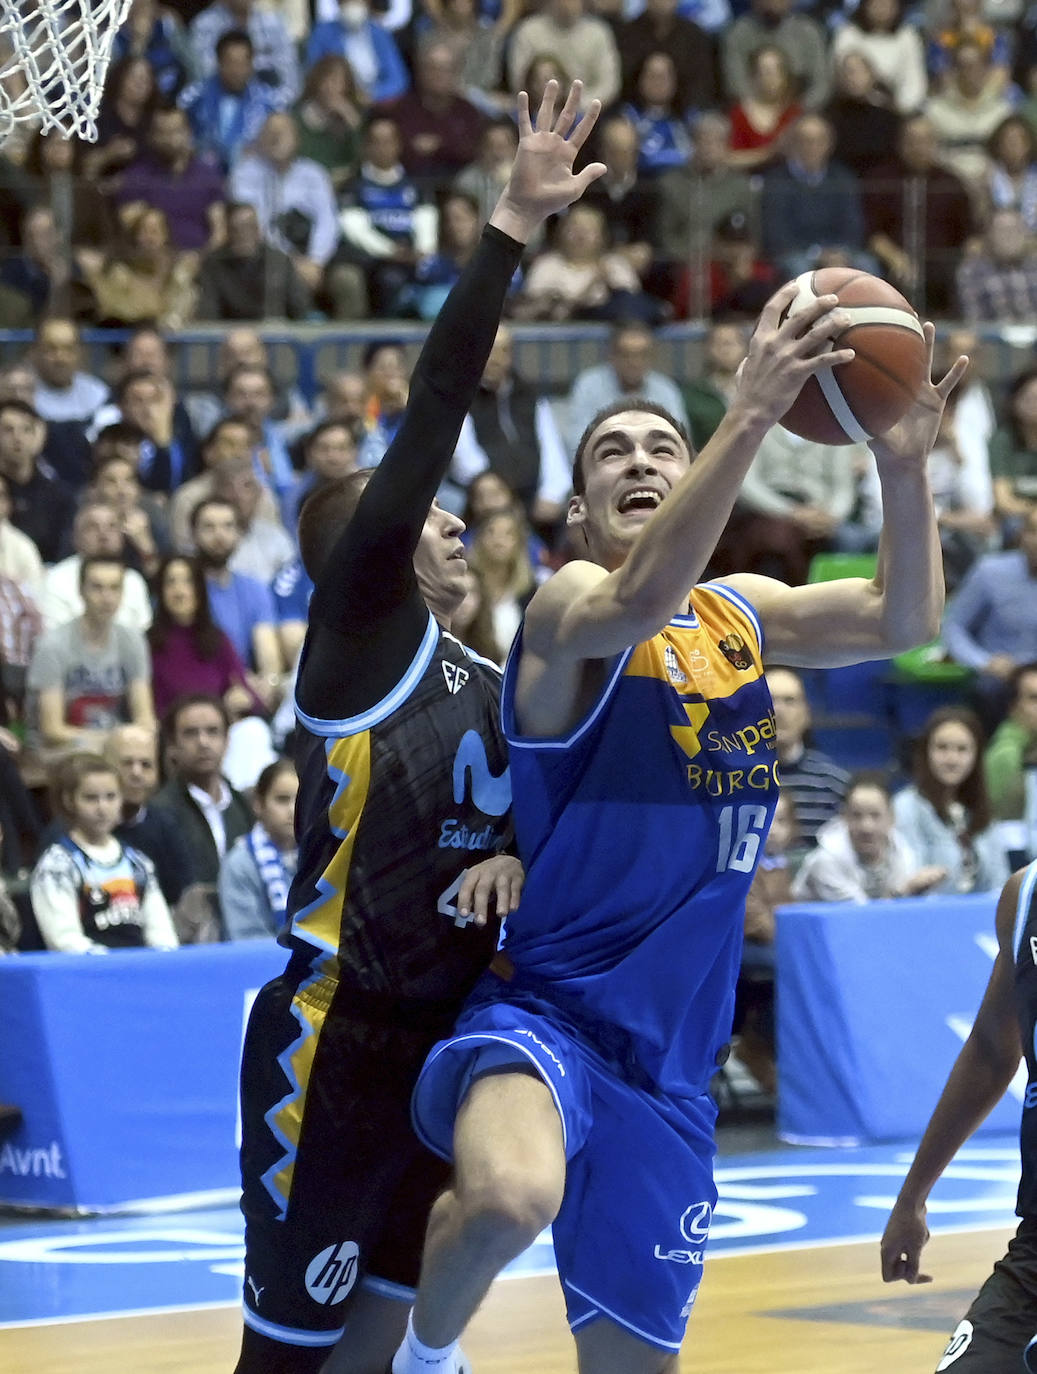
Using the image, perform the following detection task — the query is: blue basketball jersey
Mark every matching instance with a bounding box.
[499,581,777,1097]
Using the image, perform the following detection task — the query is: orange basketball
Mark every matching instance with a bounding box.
[777,268,929,446]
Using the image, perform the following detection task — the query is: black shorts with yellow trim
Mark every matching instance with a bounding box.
[238,965,459,1348]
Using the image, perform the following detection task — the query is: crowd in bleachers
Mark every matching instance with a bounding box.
[0,1,1035,1101]
[1,0,1037,323]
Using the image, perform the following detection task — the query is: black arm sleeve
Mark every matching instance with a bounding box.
[297,224,524,723]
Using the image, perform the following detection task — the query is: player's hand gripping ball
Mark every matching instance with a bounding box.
[778,268,929,445]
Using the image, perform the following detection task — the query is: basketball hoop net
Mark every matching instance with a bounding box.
[0,0,133,143]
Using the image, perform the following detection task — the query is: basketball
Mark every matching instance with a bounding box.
[777,268,929,446]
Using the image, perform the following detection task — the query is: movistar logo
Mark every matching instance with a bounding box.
[452,730,510,816]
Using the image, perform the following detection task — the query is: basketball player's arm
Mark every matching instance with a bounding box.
[880,870,1024,1284]
[299,82,606,721]
[724,327,970,669]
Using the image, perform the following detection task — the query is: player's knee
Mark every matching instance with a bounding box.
[458,1168,562,1257]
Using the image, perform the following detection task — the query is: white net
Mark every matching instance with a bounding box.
[0,0,134,143]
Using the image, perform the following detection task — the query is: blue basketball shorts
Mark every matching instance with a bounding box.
[412,998,719,1353]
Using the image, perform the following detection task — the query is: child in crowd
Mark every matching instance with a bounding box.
[30,754,178,953]
[791,772,947,903]
[218,758,299,940]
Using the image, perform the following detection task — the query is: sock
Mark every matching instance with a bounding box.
[391,1310,459,1374]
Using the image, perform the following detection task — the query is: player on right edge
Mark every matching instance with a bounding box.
[882,859,1037,1373]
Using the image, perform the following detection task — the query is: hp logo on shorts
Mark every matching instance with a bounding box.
[305,1241,360,1305]
[679,1202,713,1245]
[936,1319,974,1370]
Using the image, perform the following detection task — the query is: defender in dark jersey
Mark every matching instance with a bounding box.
[232,82,606,1374]
[394,312,967,1374]
[882,861,1037,1372]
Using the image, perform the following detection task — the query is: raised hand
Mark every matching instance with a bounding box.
[868,323,969,470]
[489,80,607,244]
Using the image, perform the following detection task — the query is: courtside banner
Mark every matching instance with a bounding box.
[0,943,285,1211]
[777,892,1021,1145]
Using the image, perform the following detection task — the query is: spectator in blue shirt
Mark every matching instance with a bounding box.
[306,0,410,105]
[271,554,314,670]
[335,113,437,316]
[190,498,283,691]
[179,29,282,172]
[943,507,1037,732]
[222,365,296,517]
[619,50,694,176]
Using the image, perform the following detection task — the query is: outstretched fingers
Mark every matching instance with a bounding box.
[516,89,532,139]
[535,78,558,133]
[935,353,970,398]
[551,79,584,138]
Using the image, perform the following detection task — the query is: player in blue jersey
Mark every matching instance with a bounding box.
[882,860,1037,1372]
[390,302,968,1373]
[232,83,606,1374]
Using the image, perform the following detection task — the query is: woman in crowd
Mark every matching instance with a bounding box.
[30,753,177,953]
[727,44,802,172]
[86,54,157,179]
[619,51,694,176]
[147,556,264,722]
[792,773,948,903]
[831,0,928,115]
[452,566,504,666]
[79,206,197,328]
[980,114,1037,234]
[465,506,538,658]
[292,55,364,192]
[218,758,299,940]
[893,706,1010,893]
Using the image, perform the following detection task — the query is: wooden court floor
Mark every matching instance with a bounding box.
[3,1225,1015,1374]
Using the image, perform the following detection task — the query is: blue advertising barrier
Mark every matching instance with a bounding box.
[0,942,287,1212]
[776,892,1023,1145]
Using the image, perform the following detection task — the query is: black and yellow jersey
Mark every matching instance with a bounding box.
[287,617,510,1000]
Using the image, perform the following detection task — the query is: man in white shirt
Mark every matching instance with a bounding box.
[39,501,153,632]
[31,317,109,425]
[228,111,339,295]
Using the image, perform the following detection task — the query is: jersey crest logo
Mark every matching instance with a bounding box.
[442,661,470,694]
[664,645,687,684]
[718,632,753,671]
